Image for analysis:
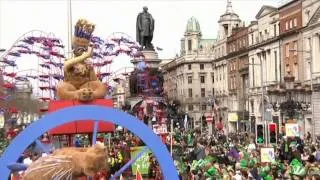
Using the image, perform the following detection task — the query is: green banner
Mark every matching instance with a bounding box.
[130,146,151,175]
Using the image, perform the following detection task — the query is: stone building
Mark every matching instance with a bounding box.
[212,0,242,132]
[248,5,281,130]
[161,17,216,128]
[226,26,249,132]
[301,0,320,137]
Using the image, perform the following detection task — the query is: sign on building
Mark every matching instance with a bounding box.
[228,113,238,122]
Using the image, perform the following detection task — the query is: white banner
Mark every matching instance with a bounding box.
[153,124,167,134]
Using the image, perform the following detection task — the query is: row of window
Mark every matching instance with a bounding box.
[249,23,279,46]
[187,75,214,84]
[187,88,215,98]
[285,18,297,31]
[251,51,278,87]
[187,104,210,111]
[187,64,205,70]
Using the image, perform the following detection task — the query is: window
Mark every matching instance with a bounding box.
[188,76,192,84]
[188,88,192,97]
[200,64,204,70]
[274,51,278,81]
[289,20,293,29]
[274,24,277,37]
[293,18,297,27]
[306,61,311,80]
[285,44,290,57]
[212,88,215,97]
[188,40,192,51]
[307,37,311,51]
[293,41,298,55]
[285,21,289,30]
[259,32,262,41]
[212,75,214,83]
[188,104,193,111]
[201,105,206,111]
[251,34,254,44]
[201,88,205,97]
[200,76,205,83]
[188,64,192,70]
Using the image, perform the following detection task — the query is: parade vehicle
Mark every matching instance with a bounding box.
[0,17,177,180]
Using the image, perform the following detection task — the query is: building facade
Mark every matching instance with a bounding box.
[212,0,242,132]
[162,17,216,129]
[302,0,320,137]
[248,5,281,131]
[226,27,249,132]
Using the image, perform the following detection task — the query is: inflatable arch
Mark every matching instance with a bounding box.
[0,105,179,179]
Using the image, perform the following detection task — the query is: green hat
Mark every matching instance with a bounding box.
[205,167,217,177]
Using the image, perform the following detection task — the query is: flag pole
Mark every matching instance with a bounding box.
[67,0,72,58]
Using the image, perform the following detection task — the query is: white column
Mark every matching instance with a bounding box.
[249,56,253,87]
[258,54,262,87]
[272,50,276,82]
[312,34,320,75]
[266,51,270,83]
[277,49,280,82]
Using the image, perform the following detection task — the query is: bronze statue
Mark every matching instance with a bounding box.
[56,19,107,102]
[136,6,155,50]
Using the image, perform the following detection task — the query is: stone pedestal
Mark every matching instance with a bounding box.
[131,50,161,69]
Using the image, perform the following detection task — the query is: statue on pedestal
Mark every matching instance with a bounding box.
[57,19,107,102]
[136,6,155,50]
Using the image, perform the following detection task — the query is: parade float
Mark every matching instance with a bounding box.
[0,16,178,180]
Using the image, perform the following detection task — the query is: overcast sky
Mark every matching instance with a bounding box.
[0,0,280,93]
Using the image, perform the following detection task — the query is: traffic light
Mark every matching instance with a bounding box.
[256,124,264,144]
[268,123,277,144]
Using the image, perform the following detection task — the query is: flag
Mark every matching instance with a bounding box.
[136,168,143,180]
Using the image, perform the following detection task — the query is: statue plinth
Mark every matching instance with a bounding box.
[131,50,161,69]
